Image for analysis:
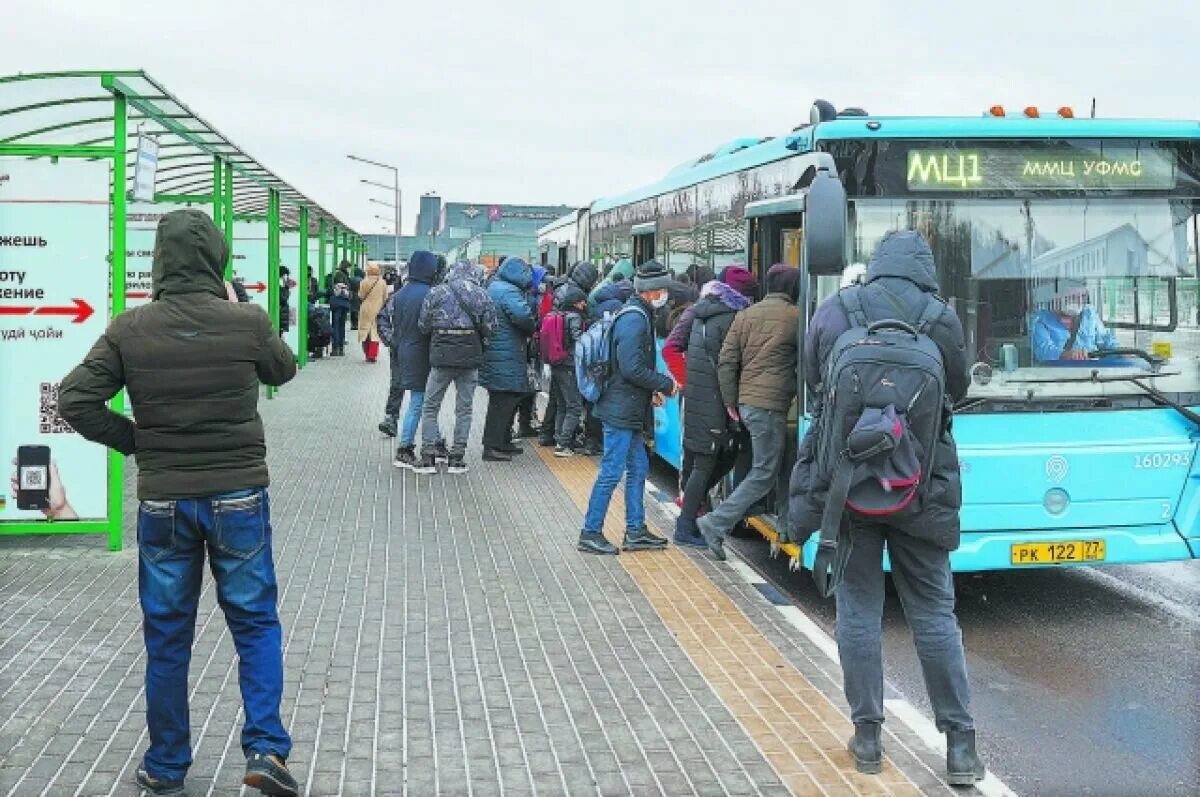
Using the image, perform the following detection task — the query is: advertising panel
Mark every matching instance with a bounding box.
[0,158,111,523]
[232,221,269,313]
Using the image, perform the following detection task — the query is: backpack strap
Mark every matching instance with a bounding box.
[838,286,869,329]
[812,452,854,599]
[914,294,946,335]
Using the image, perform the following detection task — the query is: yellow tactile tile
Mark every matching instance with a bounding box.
[537,447,926,797]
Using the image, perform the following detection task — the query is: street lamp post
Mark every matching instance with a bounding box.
[348,154,402,266]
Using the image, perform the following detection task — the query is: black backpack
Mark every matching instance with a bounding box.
[810,286,948,597]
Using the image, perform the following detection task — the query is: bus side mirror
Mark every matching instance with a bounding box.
[805,167,847,276]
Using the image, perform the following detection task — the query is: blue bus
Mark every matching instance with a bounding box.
[581,101,1200,572]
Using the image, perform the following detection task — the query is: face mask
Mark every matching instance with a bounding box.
[651,294,669,309]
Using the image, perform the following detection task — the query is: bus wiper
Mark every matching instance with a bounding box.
[1091,348,1166,371]
[1089,371,1200,427]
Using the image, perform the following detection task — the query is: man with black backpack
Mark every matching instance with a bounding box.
[417,261,497,474]
[789,230,984,786]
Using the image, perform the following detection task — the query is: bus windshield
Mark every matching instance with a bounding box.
[849,197,1200,404]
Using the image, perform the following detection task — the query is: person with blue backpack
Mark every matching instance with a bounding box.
[788,230,983,786]
[576,260,677,555]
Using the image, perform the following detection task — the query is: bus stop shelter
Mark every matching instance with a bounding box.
[0,70,365,549]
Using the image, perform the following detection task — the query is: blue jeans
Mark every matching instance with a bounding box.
[138,488,291,781]
[582,424,649,534]
[400,390,425,447]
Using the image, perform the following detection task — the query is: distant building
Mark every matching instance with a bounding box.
[416,193,442,237]
[364,196,575,262]
[441,202,575,237]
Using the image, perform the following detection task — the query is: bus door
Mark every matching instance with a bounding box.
[740,197,806,523]
[632,222,656,266]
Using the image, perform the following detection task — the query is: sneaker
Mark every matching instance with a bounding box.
[244,752,299,796]
[673,516,709,549]
[517,424,540,439]
[393,446,417,471]
[432,440,450,463]
[497,442,525,456]
[482,448,512,462]
[413,452,438,475]
[446,454,469,474]
[378,417,397,438]
[580,441,603,456]
[537,435,556,448]
[135,768,186,796]
[623,526,670,551]
[553,445,576,458]
[696,517,726,561]
[578,532,619,555]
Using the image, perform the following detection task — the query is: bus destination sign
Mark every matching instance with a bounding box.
[906,144,1177,192]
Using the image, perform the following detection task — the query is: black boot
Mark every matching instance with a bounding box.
[946,729,986,786]
[847,723,883,775]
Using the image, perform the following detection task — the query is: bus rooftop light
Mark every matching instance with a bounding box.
[987,105,1006,117]
[1058,106,1075,118]
[1024,106,1040,118]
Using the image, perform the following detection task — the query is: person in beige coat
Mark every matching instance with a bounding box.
[357,264,387,362]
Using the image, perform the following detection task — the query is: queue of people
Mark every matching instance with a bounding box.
[52,207,984,793]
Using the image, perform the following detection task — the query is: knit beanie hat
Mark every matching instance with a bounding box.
[766,263,801,301]
[722,265,758,298]
[633,259,672,292]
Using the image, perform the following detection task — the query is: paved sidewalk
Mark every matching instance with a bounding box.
[0,354,972,796]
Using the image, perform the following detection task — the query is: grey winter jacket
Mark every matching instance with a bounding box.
[419,261,497,368]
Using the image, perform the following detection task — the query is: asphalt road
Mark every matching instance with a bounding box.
[648,463,1200,797]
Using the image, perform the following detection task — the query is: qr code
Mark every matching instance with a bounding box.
[39,382,74,434]
[20,466,46,490]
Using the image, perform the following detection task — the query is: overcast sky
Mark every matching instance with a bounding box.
[4,0,1197,235]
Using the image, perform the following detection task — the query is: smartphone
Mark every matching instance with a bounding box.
[17,445,50,511]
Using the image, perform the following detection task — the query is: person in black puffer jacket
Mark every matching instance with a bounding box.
[666,275,754,547]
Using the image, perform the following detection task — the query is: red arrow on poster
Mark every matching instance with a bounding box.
[35,299,95,324]
[0,299,95,324]
[126,291,151,299]
[246,282,266,293]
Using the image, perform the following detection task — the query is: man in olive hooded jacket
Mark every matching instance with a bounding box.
[59,209,300,797]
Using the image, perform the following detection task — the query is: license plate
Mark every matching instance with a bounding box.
[1011,540,1106,565]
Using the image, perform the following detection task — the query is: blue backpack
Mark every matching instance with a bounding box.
[575,306,644,403]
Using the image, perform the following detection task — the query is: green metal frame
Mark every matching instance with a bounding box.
[0,70,359,550]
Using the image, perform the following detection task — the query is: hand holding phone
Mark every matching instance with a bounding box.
[10,451,77,520]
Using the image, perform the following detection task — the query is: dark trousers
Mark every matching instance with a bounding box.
[583,403,602,446]
[550,367,583,447]
[836,522,974,732]
[541,382,559,441]
[330,306,349,348]
[483,390,524,450]
[517,392,537,429]
[384,348,405,420]
[680,444,740,521]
